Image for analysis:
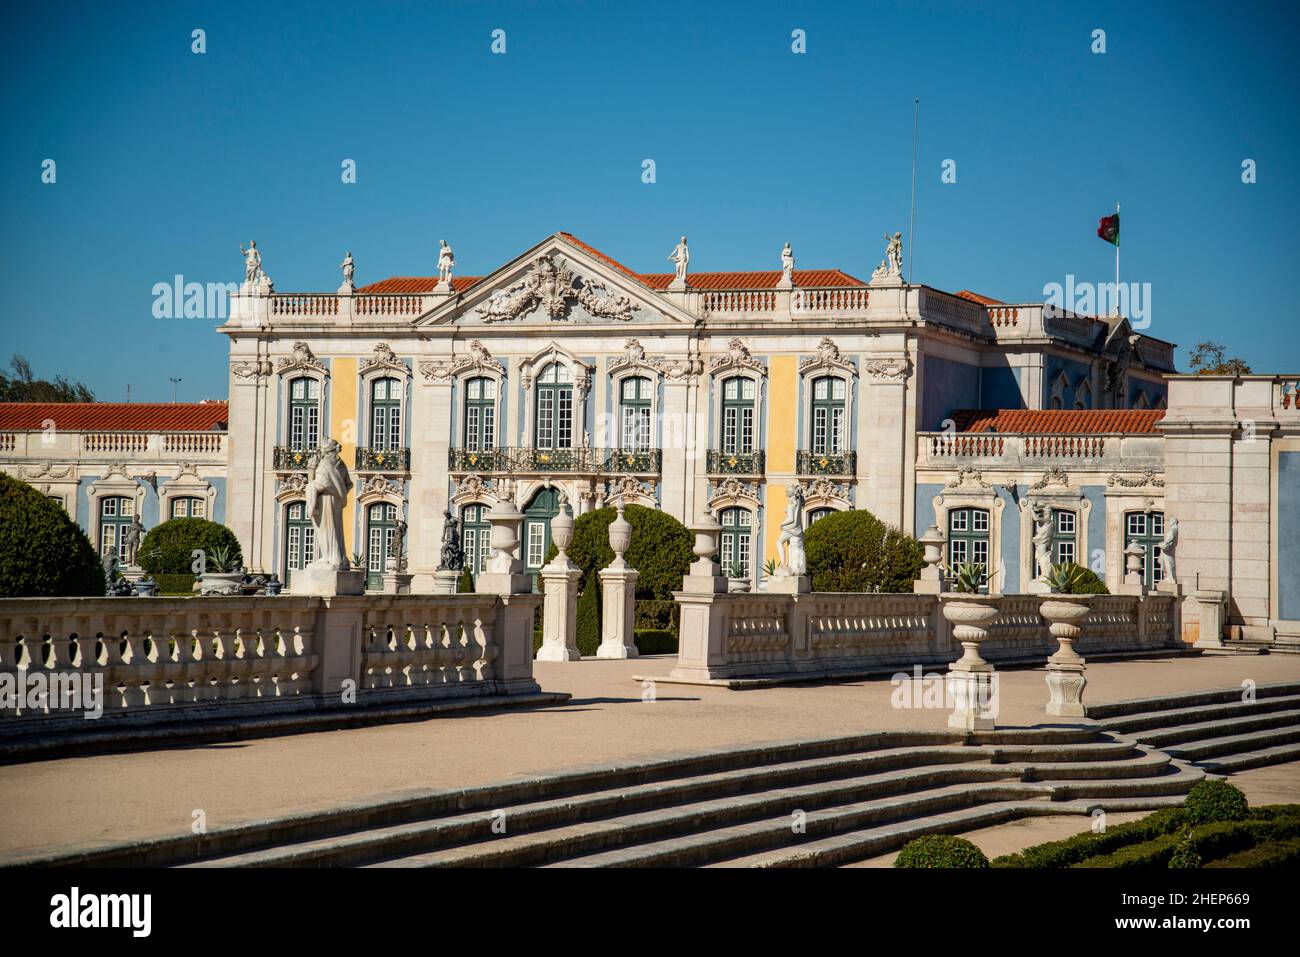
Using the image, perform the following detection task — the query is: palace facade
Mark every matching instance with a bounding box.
[2,230,1297,649]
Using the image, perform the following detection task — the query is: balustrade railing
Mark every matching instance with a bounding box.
[706,449,766,475]
[795,449,857,476]
[274,446,320,471]
[920,432,1110,462]
[449,446,661,475]
[355,446,411,472]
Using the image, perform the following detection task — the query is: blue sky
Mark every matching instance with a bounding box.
[2,0,1296,402]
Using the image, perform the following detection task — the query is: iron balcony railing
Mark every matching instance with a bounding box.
[795,449,857,476]
[273,446,320,471]
[449,447,662,475]
[355,447,411,472]
[705,449,766,475]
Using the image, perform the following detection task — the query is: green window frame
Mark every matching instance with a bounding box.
[523,487,563,577]
[99,495,135,561]
[171,496,206,519]
[720,507,753,580]
[283,501,315,587]
[370,377,402,451]
[289,377,321,449]
[810,376,846,454]
[534,363,573,450]
[463,377,497,451]
[1124,510,1165,589]
[461,503,491,576]
[365,502,399,590]
[1051,508,1077,568]
[947,507,990,577]
[722,377,756,454]
[619,376,652,450]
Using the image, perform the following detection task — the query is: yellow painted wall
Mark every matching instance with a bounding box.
[764,354,798,564]
[330,357,358,558]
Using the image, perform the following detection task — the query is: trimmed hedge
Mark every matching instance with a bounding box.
[1184,780,1249,826]
[138,518,243,575]
[992,807,1188,868]
[0,473,103,597]
[1054,562,1110,595]
[804,509,924,593]
[155,573,197,595]
[457,568,474,593]
[894,834,989,868]
[576,578,601,656]
[1205,836,1300,868]
[635,629,677,655]
[1073,832,1181,869]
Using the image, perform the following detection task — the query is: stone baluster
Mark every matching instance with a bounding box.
[598,499,639,659]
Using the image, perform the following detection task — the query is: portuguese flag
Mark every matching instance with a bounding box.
[1097,211,1120,246]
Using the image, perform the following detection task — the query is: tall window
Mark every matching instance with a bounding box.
[464,377,497,451]
[99,496,134,561]
[365,502,399,590]
[948,507,990,573]
[289,377,321,449]
[1125,510,1165,588]
[523,488,562,576]
[535,363,573,450]
[811,376,847,454]
[284,501,315,586]
[171,496,206,519]
[808,507,834,526]
[720,507,752,579]
[461,503,491,575]
[370,378,402,450]
[1051,508,1077,567]
[722,377,756,454]
[620,376,652,450]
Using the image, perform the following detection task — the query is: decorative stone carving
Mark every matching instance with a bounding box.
[437,509,463,571]
[780,242,795,283]
[451,473,493,504]
[707,477,761,510]
[661,355,704,382]
[356,474,401,503]
[22,462,74,480]
[945,467,989,490]
[871,232,903,281]
[775,483,807,577]
[608,338,664,377]
[1107,468,1165,489]
[798,337,856,377]
[939,593,1000,730]
[1031,504,1052,579]
[476,255,636,322]
[709,338,766,376]
[306,438,353,570]
[276,472,309,499]
[340,251,355,288]
[863,356,911,381]
[800,476,850,509]
[418,359,453,382]
[1040,596,1091,717]
[359,342,406,375]
[605,475,655,506]
[1031,467,1071,490]
[240,240,264,284]
[231,359,273,380]
[1159,518,1178,583]
[276,341,328,376]
[437,239,456,285]
[388,518,408,573]
[667,236,689,285]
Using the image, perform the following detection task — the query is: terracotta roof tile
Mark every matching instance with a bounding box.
[0,402,229,432]
[951,409,1165,434]
[639,269,866,290]
[356,276,480,294]
[556,232,647,282]
[954,289,1004,305]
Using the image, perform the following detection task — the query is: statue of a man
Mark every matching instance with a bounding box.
[776,484,806,574]
[123,516,145,566]
[1158,518,1178,584]
[306,437,353,569]
[340,250,355,286]
[780,242,795,282]
[667,236,689,283]
[240,240,262,283]
[884,232,903,275]
[1032,505,1053,578]
[437,240,456,284]
[438,509,464,571]
[387,518,407,573]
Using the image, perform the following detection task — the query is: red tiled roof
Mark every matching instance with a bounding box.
[357,276,481,294]
[640,269,865,290]
[954,289,1004,305]
[557,232,647,282]
[951,409,1165,434]
[0,402,229,432]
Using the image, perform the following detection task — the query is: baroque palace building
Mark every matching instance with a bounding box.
[1,230,1297,649]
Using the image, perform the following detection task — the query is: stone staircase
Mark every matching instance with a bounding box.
[10,682,1298,869]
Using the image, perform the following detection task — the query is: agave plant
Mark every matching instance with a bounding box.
[763,558,778,577]
[207,544,235,573]
[945,561,988,594]
[729,561,747,580]
[1044,562,1089,595]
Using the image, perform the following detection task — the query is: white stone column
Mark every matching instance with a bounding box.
[597,502,638,658]
[537,503,581,661]
[411,372,454,592]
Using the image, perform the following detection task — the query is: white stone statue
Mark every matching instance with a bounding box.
[667,236,689,283]
[776,484,807,575]
[1159,518,1178,583]
[340,250,355,286]
[884,231,903,275]
[1032,505,1053,577]
[240,240,263,283]
[306,437,353,570]
[437,240,456,284]
[780,242,794,282]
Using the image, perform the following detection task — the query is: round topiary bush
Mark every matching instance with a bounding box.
[894,834,989,868]
[137,518,243,575]
[544,504,693,630]
[1053,562,1110,594]
[804,509,924,592]
[1184,780,1249,826]
[0,473,104,597]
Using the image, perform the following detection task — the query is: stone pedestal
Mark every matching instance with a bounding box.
[431,569,462,595]
[293,563,365,597]
[914,524,946,595]
[382,571,414,595]
[597,565,639,658]
[1040,596,1091,718]
[1191,589,1228,650]
[766,573,810,595]
[537,561,582,661]
[939,595,1001,731]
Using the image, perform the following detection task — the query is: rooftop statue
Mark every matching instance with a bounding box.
[667,235,689,283]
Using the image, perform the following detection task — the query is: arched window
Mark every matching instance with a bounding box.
[720,507,753,580]
[1073,378,1092,411]
[722,377,756,454]
[620,376,652,450]
[283,501,315,587]
[461,503,491,575]
[99,496,134,560]
[370,377,402,451]
[289,377,321,449]
[1125,510,1165,588]
[171,496,206,519]
[807,507,835,526]
[535,363,573,450]
[811,376,846,454]
[464,377,497,451]
[522,487,563,575]
[365,502,399,590]
[947,507,990,573]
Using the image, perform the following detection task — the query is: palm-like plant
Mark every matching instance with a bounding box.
[207,544,234,573]
[1044,562,1089,595]
[945,561,988,594]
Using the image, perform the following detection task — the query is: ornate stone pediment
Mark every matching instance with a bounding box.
[608,338,664,377]
[357,474,403,504]
[709,338,766,376]
[276,341,328,377]
[799,337,856,377]
[360,342,407,376]
[475,254,637,323]
[801,476,851,509]
[708,477,762,510]
[1031,467,1071,490]
[945,467,989,491]
[606,476,657,507]
[451,474,494,505]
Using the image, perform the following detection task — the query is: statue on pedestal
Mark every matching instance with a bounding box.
[240,240,263,283]
[437,240,456,285]
[340,250,355,287]
[1159,518,1178,583]
[387,518,407,573]
[776,483,807,575]
[667,236,689,284]
[306,438,353,570]
[1032,505,1053,578]
[780,242,795,283]
[123,516,146,567]
[438,509,464,571]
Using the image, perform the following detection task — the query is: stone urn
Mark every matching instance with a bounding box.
[727,576,751,594]
[486,497,523,572]
[688,515,722,577]
[551,507,575,557]
[1039,595,1091,717]
[607,500,631,568]
[199,570,245,596]
[938,593,1001,730]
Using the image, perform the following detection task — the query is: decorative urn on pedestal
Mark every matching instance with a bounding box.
[938,562,1000,731]
[1038,564,1092,718]
[607,499,631,567]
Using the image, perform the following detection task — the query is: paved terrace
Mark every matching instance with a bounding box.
[2,653,1299,860]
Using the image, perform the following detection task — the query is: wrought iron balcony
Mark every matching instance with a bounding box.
[796,449,857,476]
[706,449,766,475]
[449,446,614,474]
[603,448,662,474]
[355,446,411,472]
[273,446,319,471]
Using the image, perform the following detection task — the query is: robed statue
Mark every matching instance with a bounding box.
[306,437,353,569]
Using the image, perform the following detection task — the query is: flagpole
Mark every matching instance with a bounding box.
[1114,201,1120,316]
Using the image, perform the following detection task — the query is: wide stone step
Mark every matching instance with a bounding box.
[1097,694,1300,734]
[1197,742,1300,775]
[1127,708,1300,747]
[1162,725,1300,762]
[1086,682,1300,720]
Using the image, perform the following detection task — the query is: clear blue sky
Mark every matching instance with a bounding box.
[2,0,1296,402]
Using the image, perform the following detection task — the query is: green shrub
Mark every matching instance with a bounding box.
[544,504,693,607]
[804,509,924,592]
[138,518,243,575]
[1045,562,1109,595]
[457,568,474,593]
[0,473,103,597]
[1070,565,1109,595]
[894,834,989,868]
[576,578,601,656]
[1074,833,1181,868]
[992,807,1188,868]
[1184,780,1249,826]
[1205,836,1300,868]
[635,629,677,655]
[155,573,197,595]
[1168,831,1202,868]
